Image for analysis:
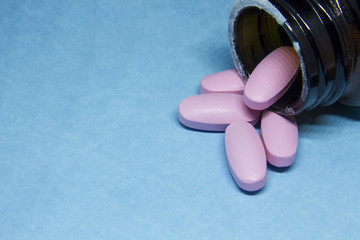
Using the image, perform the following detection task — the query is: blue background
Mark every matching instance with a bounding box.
[1,0,359,239]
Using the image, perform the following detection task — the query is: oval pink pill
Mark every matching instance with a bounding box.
[200,69,245,94]
[178,93,260,131]
[225,121,267,192]
[243,46,300,110]
[261,110,298,167]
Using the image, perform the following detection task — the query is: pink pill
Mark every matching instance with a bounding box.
[243,46,300,110]
[261,110,298,167]
[225,121,267,192]
[200,69,245,94]
[178,93,260,131]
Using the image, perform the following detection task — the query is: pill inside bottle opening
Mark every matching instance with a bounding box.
[233,7,303,113]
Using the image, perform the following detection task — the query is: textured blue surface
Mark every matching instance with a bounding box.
[1,0,359,239]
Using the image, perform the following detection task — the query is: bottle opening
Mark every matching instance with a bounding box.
[233,7,302,113]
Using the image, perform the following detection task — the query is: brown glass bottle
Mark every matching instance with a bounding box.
[229,0,360,115]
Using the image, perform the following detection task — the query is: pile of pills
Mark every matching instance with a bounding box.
[178,46,300,192]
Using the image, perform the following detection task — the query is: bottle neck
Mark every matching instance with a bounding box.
[229,0,358,114]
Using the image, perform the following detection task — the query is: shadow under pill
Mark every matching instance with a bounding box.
[239,183,268,195]
[267,163,293,173]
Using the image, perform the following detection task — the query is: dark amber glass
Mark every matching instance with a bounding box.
[229,0,360,114]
